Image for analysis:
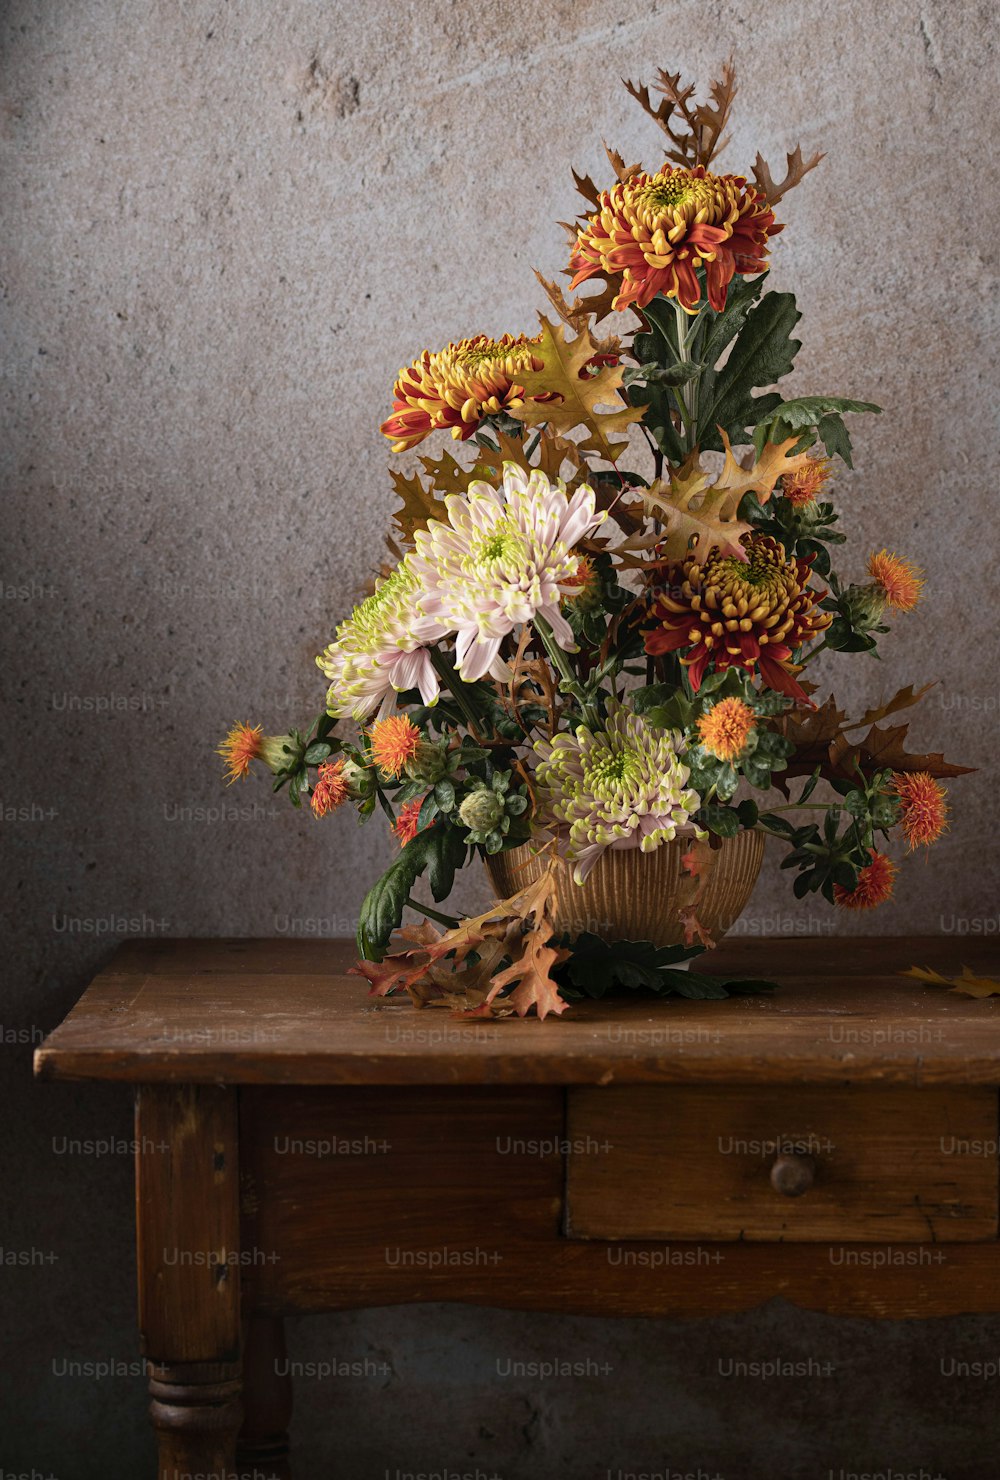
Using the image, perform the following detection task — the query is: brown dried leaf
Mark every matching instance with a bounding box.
[830,722,976,781]
[603,141,641,183]
[901,965,1000,999]
[571,166,603,211]
[676,836,718,948]
[751,144,825,206]
[641,458,753,566]
[844,682,938,731]
[713,431,815,506]
[515,316,643,464]
[389,466,449,544]
[534,269,621,333]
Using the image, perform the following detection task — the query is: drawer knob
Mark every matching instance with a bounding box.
[769,1152,816,1197]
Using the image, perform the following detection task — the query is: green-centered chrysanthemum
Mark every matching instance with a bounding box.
[315,556,445,722]
[534,700,702,883]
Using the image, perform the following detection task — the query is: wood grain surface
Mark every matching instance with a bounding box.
[34,936,1000,1086]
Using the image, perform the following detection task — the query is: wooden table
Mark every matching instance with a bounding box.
[35,935,1000,1479]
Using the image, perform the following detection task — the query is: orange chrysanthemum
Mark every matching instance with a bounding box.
[696,697,757,762]
[867,549,925,612]
[393,796,430,848]
[645,535,831,701]
[369,714,422,779]
[310,758,349,819]
[833,851,898,909]
[380,334,545,453]
[569,164,780,314]
[781,455,832,508]
[216,722,263,784]
[893,771,949,850]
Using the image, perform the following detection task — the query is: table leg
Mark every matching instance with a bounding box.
[237,1313,294,1479]
[135,1084,243,1480]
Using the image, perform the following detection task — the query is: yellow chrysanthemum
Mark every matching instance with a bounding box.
[368,714,422,779]
[893,771,948,850]
[380,334,545,452]
[867,549,925,612]
[696,697,757,762]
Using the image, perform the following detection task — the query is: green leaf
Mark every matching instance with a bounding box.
[699,274,768,368]
[737,799,759,828]
[303,741,332,765]
[817,412,855,467]
[434,778,456,812]
[759,396,881,441]
[697,805,741,837]
[798,767,822,803]
[357,825,467,961]
[697,292,801,451]
[623,359,703,389]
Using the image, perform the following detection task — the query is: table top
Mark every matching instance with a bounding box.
[33,936,1000,1087]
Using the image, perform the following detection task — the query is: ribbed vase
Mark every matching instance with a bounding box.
[485,830,766,949]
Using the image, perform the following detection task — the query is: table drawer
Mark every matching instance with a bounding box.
[566,1086,998,1242]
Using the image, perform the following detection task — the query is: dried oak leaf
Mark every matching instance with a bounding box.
[751,144,824,207]
[677,835,718,948]
[624,60,737,170]
[901,965,1000,1000]
[829,722,975,781]
[534,269,622,335]
[514,316,643,464]
[641,458,751,566]
[389,466,448,544]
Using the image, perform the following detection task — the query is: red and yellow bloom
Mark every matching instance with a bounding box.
[867,549,925,612]
[893,771,948,849]
[368,714,422,779]
[310,759,350,818]
[781,455,832,508]
[645,535,831,700]
[393,796,430,848]
[569,164,780,314]
[381,334,545,453]
[834,850,897,909]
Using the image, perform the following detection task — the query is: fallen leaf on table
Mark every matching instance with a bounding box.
[900,965,1000,998]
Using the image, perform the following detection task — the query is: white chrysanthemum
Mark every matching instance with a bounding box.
[534,700,703,883]
[409,461,606,683]
[316,557,444,722]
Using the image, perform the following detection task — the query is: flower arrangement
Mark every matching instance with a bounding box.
[218,59,970,1018]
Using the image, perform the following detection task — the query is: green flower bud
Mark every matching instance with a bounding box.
[840,582,887,631]
[458,789,504,834]
[403,740,448,786]
[259,734,295,774]
[342,757,376,799]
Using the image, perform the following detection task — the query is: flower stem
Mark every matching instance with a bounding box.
[533,615,601,730]
[429,649,485,737]
[404,896,460,929]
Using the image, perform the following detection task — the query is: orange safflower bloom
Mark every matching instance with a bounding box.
[393,797,430,848]
[216,722,263,784]
[569,164,780,314]
[893,771,948,849]
[834,851,898,909]
[381,334,544,453]
[645,535,831,700]
[696,697,757,762]
[369,714,422,779]
[867,549,925,612]
[310,759,349,819]
[781,455,832,508]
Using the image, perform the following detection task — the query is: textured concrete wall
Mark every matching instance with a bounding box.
[2,0,999,1476]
